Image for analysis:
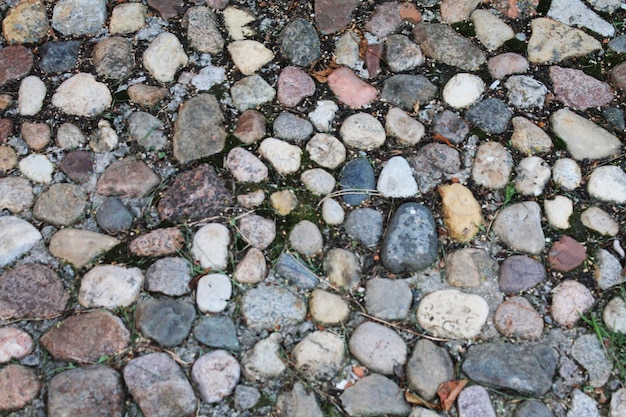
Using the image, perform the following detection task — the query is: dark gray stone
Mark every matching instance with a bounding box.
[513,400,554,417]
[339,158,376,206]
[465,98,513,134]
[603,107,625,132]
[340,374,411,417]
[194,316,240,351]
[413,23,486,71]
[38,41,81,73]
[498,255,546,293]
[381,202,438,274]
[96,197,134,234]
[135,297,196,347]
[380,74,437,111]
[462,343,559,396]
[432,110,469,144]
[275,252,319,290]
[344,208,383,248]
[280,19,321,67]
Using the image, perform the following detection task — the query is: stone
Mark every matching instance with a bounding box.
[594,249,625,290]
[148,0,183,19]
[146,257,192,296]
[241,286,306,331]
[292,331,345,380]
[550,66,613,110]
[493,202,545,255]
[413,23,486,71]
[548,236,586,272]
[0,365,41,412]
[0,327,33,363]
[301,168,336,195]
[340,113,386,151]
[234,248,267,285]
[432,111,469,144]
[238,214,275,250]
[173,94,226,164]
[0,177,33,213]
[315,0,359,34]
[381,202,438,273]
[33,183,87,226]
[0,145,17,175]
[417,289,489,339]
[514,401,554,417]
[242,333,286,380]
[234,109,266,144]
[440,0,481,23]
[458,386,497,417]
[225,148,268,183]
[143,32,188,83]
[229,40,274,75]
[270,190,298,216]
[223,6,255,40]
[604,297,626,334]
[552,109,621,161]
[495,296,544,339]
[230,75,276,111]
[238,190,265,208]
[127,83,168,107]
[327,68,378,108]
[466,98,512,134]
[568,389,601,417]
[2,0,50,44]
[344,208,383,248]
[385,107,425,146]
[581,207,619,236]
[135,297,195,347]
[308,100,339,132]
[90,120,118,152]
[571,334,612,387]
[588,165,626,204]
[277,66,316,107]
[552,280,594,327]
[499,255,546,293]
[19,154,53,183]
[194,316,240,351]
[18,76,46,116]
[0,45,32,86]
[196,273,232,313]
[280,18,321,67]
[611,388,626,417]
[128,111,167,151]
[191,64,226,91]
[289,220,323,257]
[192,350,240,403]
[48,366,124,417]
[462,343,558,396]
[511,116,552,155]
[380,74,437,111]
[38,41,80,73]
[439,183,483,242]
[323,248,361,290]
[93,37,134,80]
[471,9,514,51]
[52,0,107,36]
[52,73,112,117]
[548,0,615,37]
[377,156,418,198]
[110,3,147,34]
[0,216,41,268]
[366,278,412,320]
[49,229,120,269]
[306,133,346,169]
[527,18,602,64]
[60,150,93,183]
[309,289,351,325]
[0,263,68,319]
[20,122,50,150]
[78,265,144,309]
[56,122,86,149]
[259,138,302,175]
[349,321,407,375]
[407,339,455,401]
[123,353,197,417]
[41,311,129,363]
[552,158,581,191]
[612,62,626,91]
[443,73,485,109]
[514,156,551,196]
[192,223,230,270]
[273,112,313,141]
[505,75,548,109]
[97,157,159,198]
[488,53,530,79]
[184,6,224,54]
[544,196,573,229]
[340,374,411,417]
[445,248,498,288]
[365,1,414,37]
[277,383,324,417]
[385,34,424,73]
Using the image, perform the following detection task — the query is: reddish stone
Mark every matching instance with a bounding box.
[0,264,69,320]
[365,43,384,78]
[399,2,421,22]
[365,1,404,38]
[0,365,41,412]
[550,66,614,110]
[158,164,233,222]
[129,227,185,257]
[488,0,539,19]
[59,151,93,183]
[277,66,316,108]
[0,327,33,363]
[41,311,130,363]
[327,67,378,108]
[147,0,184,19]
[20,122,50,150]
[0,45,33,86]
[548,236,587,272]
[610,61,626,91]
[315,0,359,34]
[494,296,544,339]
[127,83,168,107]
[96,157,160,198]
[0,119,13,143]
[233,109,266,144]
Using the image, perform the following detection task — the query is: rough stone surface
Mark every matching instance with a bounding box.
[493,202,545,255]
[417,289,489,339]
[406,339,454,400]
[340,374,411,417]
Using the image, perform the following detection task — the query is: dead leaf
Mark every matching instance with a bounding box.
[352,366,366,378]
[404,391,436,408]
[437,380,468,411]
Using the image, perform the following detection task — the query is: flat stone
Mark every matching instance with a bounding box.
[38,41,80,73]
[230,74,276,111]
[127,83,168,107]
[571,334,612,387]
[148,0,183,19]
[48,366,124,417]
[2,0,50,44]
[514,156,551,196]
[550,66,613,110]
[548,0,615,37]
[143,32,188,83]
[59,150,93,183]
[511,116,552,155]
[551,280,594,327]
[49,228,120,269]
[135,297,195,347]
[242,332,286,380]
[385,107,425,146]
[184,6,224,53]
[0,327,33,363]
[97,157,159,198]
[588,165,626,204]
[488,53,530,79]
[194,316,240,351]
[366,278,412,320]
[471,9,514,51]
[146,257,192,296]
[349,321,406,375]
[197,273,232,313]
[411,143,463,192]
[581,207,619,236]
[381,202,438,273]
[493,202,545,255]
[499,255,546,293]
[445,248,498,288]
[280,18,320,67]
[18,76,46,116]
[417,289,489,339]
[128,111,167,151]
[0,365,41,412]
[277,383,324,417]
[340,374,411,417]
[158,164,233,222]
[0,45,32,86]
[495,296,544,339]
[52,0,106,36]
[306,133,346,170]
[380,74,437,111]
[365,1,412,37]
[443,73,484,109]
[439,183,483,242]
[377,156,418,198]
[527,18,601,64]
[548,236,586,272]
[241,286,306,331]
[52,73,112,117]
[569,389,601,417]
[96,197,133,234]
[0,216,42,268]
[78,265,144,309]
[275,252,319,289]
[344,208,383,248]
[413,23,486,71]
[234,109,266,144]
[229,40,273,76]
[594,249,625,290]
[41,310,129,363]
[0,177,33,213]
[110,3,147,34]
[33,183,87,226]
[308,100,339,132]
[277,66,316,107]
[234,248,267,285]
[192,350,240,403]
[604,297,626,334]
[462,343,559,396]
[292,331,345,380]
[406,339,454,400]
[129,228,184,257]
[315,0,359,34]
[466,98,512,134]
[259,138,302,175]
[301,168,336,195]
[327,67,378,108]
[309,289,351,326]
[544,196,573,229]
[123,353,197,417]
[192,223,230,270]
[273,112,313,141]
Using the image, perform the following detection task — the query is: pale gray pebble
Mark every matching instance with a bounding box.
[568,389,601,417]
[146,257,192,296]
[274,251,319,289]
[288,220,323,257]
[241,333,286,380]
[571,334,612,388]
[348,321,407,375]
[505,75,548,109]
[234,385,261,411]
[594,248,625,290]
[514,400,554,417]
[340,374,411,417]
[322,198,345,225]
[194,315,240,351]
[604,297,626,333]
[231,75,276,111]
[406,339,454,400]
[273,112,314,142]
[366,278,412,320]
[301,168,336,195]
[240,286,306,331]
[552,158,582,191]
[277,382,324,417]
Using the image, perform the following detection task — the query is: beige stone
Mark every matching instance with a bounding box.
[439,183,483,242]
[228,40,274,75]
[528,18,601,64]
[309,289,350,325]
[48,228,120,269]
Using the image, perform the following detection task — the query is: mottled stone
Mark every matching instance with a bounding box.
[78,265,144,309]
[59,150,93,183]
[93,37,134,79]
[349,321,407,375]
[3,0,50,44]
[33,183,87,226]
[571,334,612,387]
[129,228,185,257]
[234,109,266,144]
[406,339,454,400]
[324,248,361,290]
[550,66,613,110]
[241,332,286,380]
[307,133,346,170]
[327,67,378,108]
[229,40,274,75]
[527,18,601,64]
[0,327,33,364]
[38,41,80,73]
[445,248,498,288]
[241,286,306,331]
[552,280,594,327]
[234,248,267,285]
[292,331,345,380]
[192,350,240,403]
[413,23,486,71]
[146,257,192,296]
[184,6,224,54]
[0,177,33,213]
[344,208,383,248]
[495,296,544,339]
[52,0,107,36]
[135,297,195,347]
[280,19,321,67]
[0,365,41,412]
[49,228,120,269]
[366,278,412,320]
[194,316,240,351]
[548,236,586,272]
[277,66,316,107]
[417,289,489,339]
[143,32,188,83]
[315,0,359,34]
[380,74,437,111]
[0,45,32,86]
[466,98,512,134]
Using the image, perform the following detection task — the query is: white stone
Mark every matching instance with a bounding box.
[471,141,514,190]
[471,9,515,51]
[196,273,232,313]
[551,109,621,161]
[443,73,485,109]
[110,3,147,34]
[225,147,268,183]
[544,196,573,229]
[78,265,144,309]
[348,321,407,375]
[0,216,42,268]
[581,207,619,236]
[308,100,339,132]
[569,389,601,417]
[334,31,361,69]
[19,154,53,184]
[258,138,302,175]
[292,331,345,380]
[228,40,274,75]
[143,32,189,83]
[301,168,336,195]
[588,165,626,204]
[385,107,425,146]
[376,156,418,198]
[528,18,602,64]
[340,113,386,150]
[306,133,346,169]
[417,289,489,339]
[192,350,240,403]
[52,73,112,117]
[552,158,581,190]
[610,387,626,417]
[514,156,551,196]
[234,248,267,285]
[309,289,350,326]
[223,6,255,40]
[192,223,230,270]
[322,198,345,225]
[191,65,226,91]
[548,0,615,37]
[242,333,286,381]
[0,328,33,364]
[493,201,545,255]
[604,297,626,334]
[18,76,46,116]
[505,75,548,108]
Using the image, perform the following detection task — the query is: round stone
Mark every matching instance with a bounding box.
[192,350,240,403]
[340,113,386,150]
[495,296,544,339]
[196,273,232,314]
[78,265,144,309]
[301,168,336,195]
[289,220,323,257]
[349,321,407,375]
[581,207,619,236]
[472,141,513,190]
[588,165,626,204]
[322,198,345,225]
[19,154,53,184]
[18,76,46,116]
[292,331,345,380]
[551,280,594,327]
[0,327,33,364]
[192,223,230,270]
[143,32,188,83]
[417,289,489,339]
[309,289,351,325]
[238,214,275,250]
[552,158,581,190]
[306,133,346,170]
[443,73,485,108]
[52,73,112,117]
[234,248,267,285]
[604,297,626,333]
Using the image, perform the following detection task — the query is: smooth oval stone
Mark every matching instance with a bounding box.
[349,321,407,375]
[495,296,544,339]
[192,350,240,403]
[417,289,489,339]
[340,374,411,417]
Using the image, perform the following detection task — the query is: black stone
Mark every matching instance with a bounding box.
[135,297,196,347]
[465,98,513,134]
[280,18,321,67]
[194,316,240,351]
[275,252,319,289]
[339,158,375,206]
[95,197,134,234]
[38,41,81,73]
[380,74,437,111]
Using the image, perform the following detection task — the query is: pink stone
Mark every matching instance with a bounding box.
[548,235,586,272]
[550,66,614,110]
[277,66,316,108]
[0,45,33,87]
[488,53,529,79]
[0,365,41,412]
[327,67,378,108]
[129,227,185,257]
[0,327,33,363]
[552,280,594,327]
[366,43,384,78]
[315,0,359,34]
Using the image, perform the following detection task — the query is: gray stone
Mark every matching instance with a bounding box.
[93,37,134,79]
[96,197,133,234]
[366,278,412,320]
[235,385,260,411]
[604,297,626,333]
[292,331,345,380]
[548,0,614,37]
[0,177,33,213]
[275,251,319,289]
[340,158,376,206]
[594,249,625,290]
[39,41,81,73]
[194,316,240,351]
[238,214,275,249]
[128,111,167,151]
[288,220,323,257]
[377,156,418,198]
[146,257,192,296]
[381,74,437,111]
[411,143,462,192]
[191,350,240,403]
[466,98,512,134]
[280,19,320,67]
[273,112,314,142]
[514,401,554,417]
[340,374,411,417]
[571,334,612,388]
[385,34,424,73]
[242,333,286,380]
[277,383,324,417]
[493,202,545,255]
[413,23,486,70]
[505,75,548,108]
[344,208,383,248]
[406,339,454,400]
[52,0,107,36]
[349,321,407,375]
[135,297,196,347]
[241,286,306,331]
[568,389,601,417]
[231,75,276,111]
[457,385,496,417]
[445,248,498,288]
[0,216,42,268]
[588,165,626,204]
[183,6,224,54]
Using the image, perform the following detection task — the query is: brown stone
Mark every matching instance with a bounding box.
[0,365,41,412]
[41,311,129,363]
[234,109,266,144]
[439,183,483,243]
[48,366,124,417]
[127,83,168,107]
[96,157,160,198]
[158,164,233,222]
[365,43,383,78]
[0,145,17,175]
[0,264,69,320]
[0,119,14,143]
[59,150,93,183]
[610,61,626,91]
[495,296,544,339]
[548,235,586,272]
[147,0,184,19]
[315,0,359,34]
[0,45,33,86]
[129,227,185,257]
[20,122,50,150]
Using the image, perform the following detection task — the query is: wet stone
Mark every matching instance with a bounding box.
[41,310,129,363]
[0,365,41,412]
[52,73,112,117]
[292,331,345,380]
[571,334,612,387]
[0,45,33,86]
[339,158,376,206]
[309,289,351,325]
[93,37,134,80]
[192,350,240,403]
[275,251,319,289]
[194,315,240,351]
[413,23,486,71]
[328,67,378,108]
[466,98,512,134]
[381,202,438,273]
[59,150,93,183]
[505,75,548,109]
[349,321,407,375]
[548,235,586,272]
[241,286,306,331]
[184,6,224,54]
[128,111,167,151]
[315,0,359,34]
[380,74,437,111]
[143,32,188,83]
[277,382,324,417]
[78,265,144,309]
[340,374,411,417]
[385,107,425,146]
[366,278,412,320]
[273,112,314,141]
[2,0,50,44]
[0,327,32,363]
[406,339,454,400]
[231,75,276,111]
[417,289,489,339]
[146,257,192,296]
[48,228,120,269]
[385,34,424,73]
[52,0,107,36]
[135,297,196,347]
[552,280,594,327]
[462,343,559,396]
[197,273,232,314]
[493,202,545,255]
[129,228,185,257]
[48,366,124,417]
[0,177,33,213]
[277,66,316,107]
[495,296,544,339]
[234,248,267,285]
[488,52,530,79]
[550,66,613,110]
[38,41,80,73]
[344,208,383,248]
[242,332,286,380]
[411,143,462,192]
[499,255,546,293]
[432,110,469,144]
[280,18,321,67]
[123,352,197,417]
[307,133,346,169]
[445,248,497,288]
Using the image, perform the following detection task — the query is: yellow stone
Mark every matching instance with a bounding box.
[438,183,483,242]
